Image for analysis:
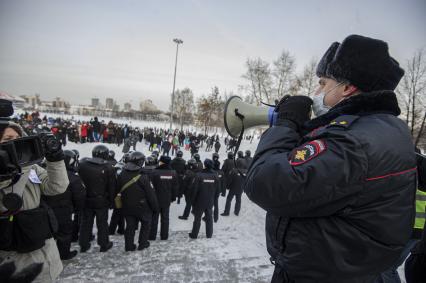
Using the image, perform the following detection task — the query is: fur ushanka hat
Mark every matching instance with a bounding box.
[316,34,405,92]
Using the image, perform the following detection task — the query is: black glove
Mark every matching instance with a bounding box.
[275,95,313,130]
[40,134,64,162]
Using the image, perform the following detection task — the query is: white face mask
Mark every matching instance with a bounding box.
[312,82,344,117]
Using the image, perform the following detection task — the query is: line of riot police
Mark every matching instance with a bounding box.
[43,145,254,258]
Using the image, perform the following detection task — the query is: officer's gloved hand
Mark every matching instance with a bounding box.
[40,134,64,162]
[275,95,313,131]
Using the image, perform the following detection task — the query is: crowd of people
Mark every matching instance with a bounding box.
[15,111,246,158]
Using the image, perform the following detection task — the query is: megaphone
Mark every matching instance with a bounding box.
[224,96,277,138]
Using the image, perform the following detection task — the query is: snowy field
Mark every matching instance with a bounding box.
[57,135,274,282]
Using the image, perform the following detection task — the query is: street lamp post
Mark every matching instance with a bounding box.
[170,38,183,130]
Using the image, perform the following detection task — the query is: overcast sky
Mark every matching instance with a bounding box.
[0,0,425,111]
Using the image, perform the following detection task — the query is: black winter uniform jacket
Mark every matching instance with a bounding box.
[118,164,159,217]
[227,159,247,195]
[42,170,86,212]
[243,91,416,283]
[78,157,117,209]
[150,164,179,209]
[183,169,197,198]
[191,169,220,211]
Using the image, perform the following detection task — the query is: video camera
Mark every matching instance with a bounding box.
[0,99,44,184]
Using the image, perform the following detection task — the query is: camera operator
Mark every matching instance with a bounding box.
[243,35,416,282]
[0,121,69,282]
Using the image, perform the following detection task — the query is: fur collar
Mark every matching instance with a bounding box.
[304,90,401,132]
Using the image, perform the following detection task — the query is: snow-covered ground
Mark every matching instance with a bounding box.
[58,136,273,282]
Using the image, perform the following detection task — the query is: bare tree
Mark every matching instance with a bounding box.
[396,48,426,147]
[295,58,318,97]
[196,86,225,134]
[171,88,195,131]
[272,50,296,101]
[241,58,273,104]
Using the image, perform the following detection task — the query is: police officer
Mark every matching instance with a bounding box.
[236,151,247,168]
[193,153,203,171]
[108,150,117,166]
[405,152,426,282]
[170,150,186,204]
[243,35,415,282]
[221,152,235,194]
[189,159,220,239]
[143,155,157,171]
[221,158,247,216]
[212,153,224,221]
[78,145,116,252]
[178,159,198,220]
[42,150,86,260]
[149,155,179,240]
[119,151,159,251]
[244,150,253,167]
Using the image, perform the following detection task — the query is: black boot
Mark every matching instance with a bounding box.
[80,243,91,253]
[100,242,113,252]
[138,242,150,251]
[61,250,78,260]
[125,244,136,252]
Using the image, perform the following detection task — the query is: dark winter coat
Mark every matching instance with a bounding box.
[42,170,86,212]
[183,169,197,198]
[245,156,253,167]
[78,157,117,209]
[170,157,186,176]
[150,164,179,209]
[243,91,417,282]
[171,157,186,196]
[67,170,86,212]
[195,160,203,171]
[221,159,235,179]
[118,164,159,217]
[227,159,247,195]
[191,169,220,211]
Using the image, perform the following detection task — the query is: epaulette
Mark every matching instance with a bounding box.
[327,115,360,129]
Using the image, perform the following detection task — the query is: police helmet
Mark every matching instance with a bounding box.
[204,159,214,169]
[145,155,156,166]
[227,152,234,159]
[63,150,76,170]
[237,151,244,158]
[212,152,219,161]
[128,151,145,167]
[108,150,115,159]
[187,159,197,169]
[122,153,130,163]
[193,153,200,161]
[72,149,80,159]
[92,144,109,160]
[177,150,183,158]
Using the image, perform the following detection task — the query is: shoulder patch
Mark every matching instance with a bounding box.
[327,115,359,129]
[289,139,327,166]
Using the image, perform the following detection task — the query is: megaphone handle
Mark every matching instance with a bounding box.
[232,109,247,178]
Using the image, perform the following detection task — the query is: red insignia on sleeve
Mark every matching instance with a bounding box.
[289,139,327,166]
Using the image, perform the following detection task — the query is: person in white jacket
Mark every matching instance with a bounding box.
[0,121,69,283]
